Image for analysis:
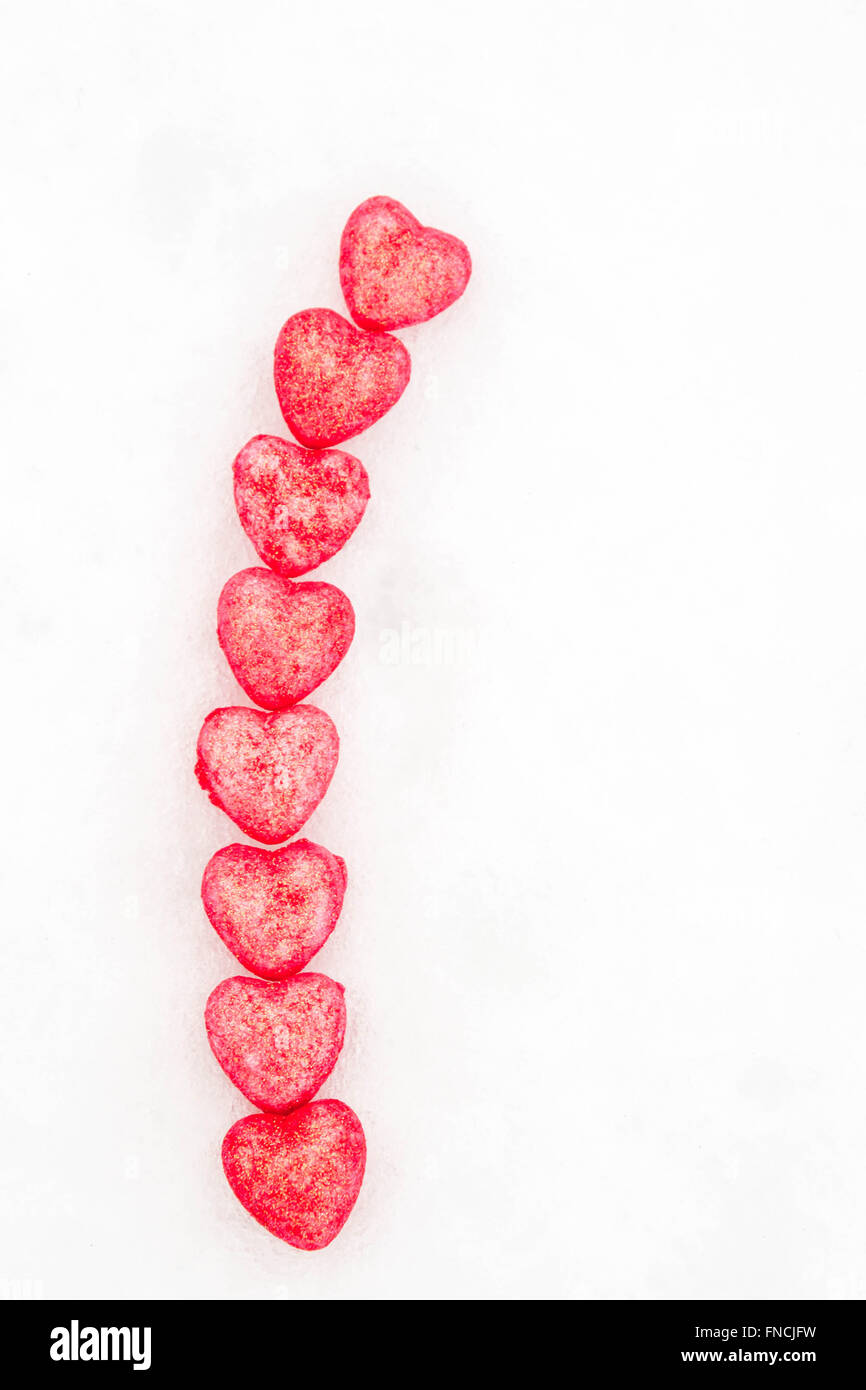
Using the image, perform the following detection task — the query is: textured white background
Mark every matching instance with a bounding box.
[2,0,866,1301]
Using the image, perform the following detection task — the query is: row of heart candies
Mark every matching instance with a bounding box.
[194,195,472,1250]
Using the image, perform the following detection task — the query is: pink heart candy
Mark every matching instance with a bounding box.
[274,308,410,448]
[217,567,354,710]
[233,434,370,580]
[195,705,338,844]
[340,195,471,330]
[205,973,346,1113]
[201,839,347,979]
[222,1100,366,1250]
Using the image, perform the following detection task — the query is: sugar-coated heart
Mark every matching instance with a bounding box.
[217,568,354,711]
[340,195,472,331]
[195,705,338,844]
[274,308,410,449]
[205,973,346,1113]
[222,1100,366,1250]
[233,435,370,579]
[201,839,347,979]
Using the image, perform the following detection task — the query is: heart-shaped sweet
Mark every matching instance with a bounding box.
[222,1100,366,1250]
[217,568,355,710]
[201,839,347,979]
[195,705,338,844]
[274,308,410,448]
[205,973,346,1113]
[233,434,370,579]
[340,195,472,331]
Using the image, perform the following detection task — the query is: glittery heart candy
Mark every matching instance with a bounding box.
[273,308,410,449]
[233,435,370,580]
[201,839,347,979]
[340,195,472,331]
[222,1100,366,1250]
[205,973,346,1113]
[195,705,338,844]
[217,568,355,711]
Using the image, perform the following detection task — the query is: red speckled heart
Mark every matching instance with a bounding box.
[195,705,338,844]
[274,308,410,449]
[222,1100,366,1250]
[233,435,370,580]
[340,195,472,331]
[217,568,354,710]
[205,973,346,1113]
[201,839,347,979]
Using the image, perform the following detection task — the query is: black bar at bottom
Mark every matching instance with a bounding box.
[0,1298,860,1374]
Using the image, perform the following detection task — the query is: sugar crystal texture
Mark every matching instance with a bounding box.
[222,1100,367,1250]
[195,705,338,844]
[201,839,347,979]
[233,434,370,579]
[273,308,410,449]
[205,973,346,1112]
[217,567,354,710]
[340,195,471,331]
